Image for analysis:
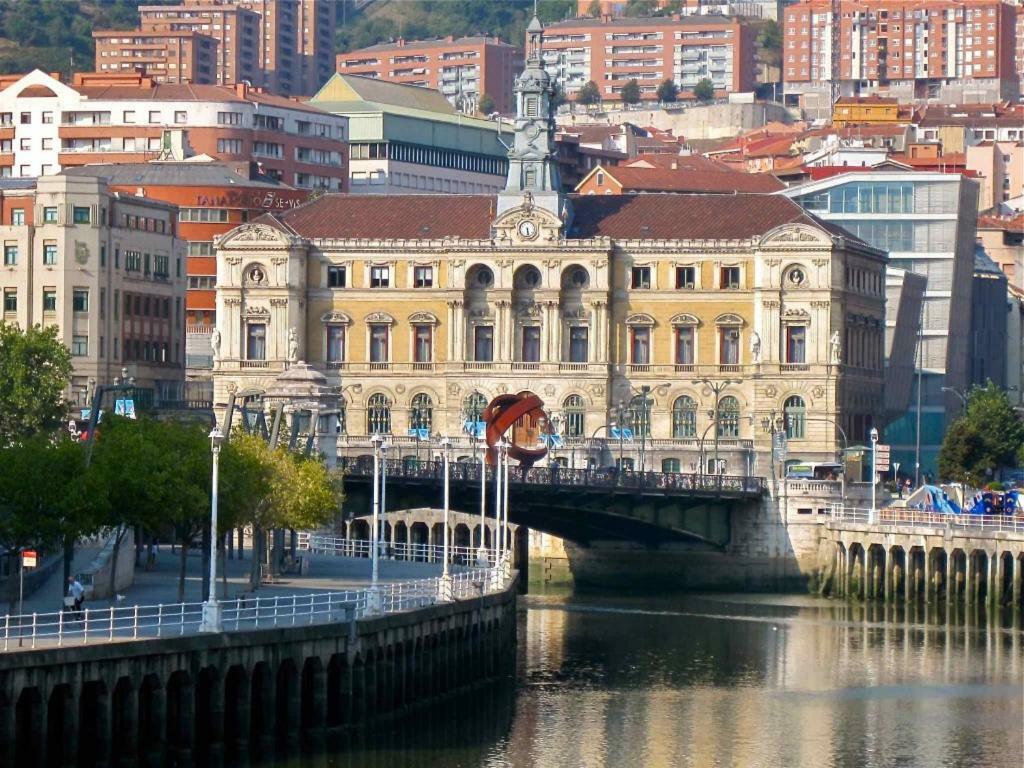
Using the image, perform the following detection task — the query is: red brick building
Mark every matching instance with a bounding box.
[336,36,523,114]
[540,15,756,102]
[783,0,1019,111]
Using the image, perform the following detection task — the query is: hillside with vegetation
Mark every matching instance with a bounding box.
[336,0,576,52]
[0,0,144,76]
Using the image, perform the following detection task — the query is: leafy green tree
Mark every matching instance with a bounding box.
[550,84,568,109]
[0,436,106,610]
[477,92,496,115]
[620,78,642,106]
[937,382,1024,486]
[693,78,716,102]
[757,20,783,69]
[587,0,602,16]
[576,80,602,107]
[624,0,660,16]
[0,322,73,446]
[656,78,679,104]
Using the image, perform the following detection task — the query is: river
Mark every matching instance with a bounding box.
[280,589,1023,768]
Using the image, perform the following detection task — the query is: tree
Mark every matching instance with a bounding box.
[620,78,642,106]
[550,84,567,109]
[0,436,105,610]
[576,80,602,107]
[477,92,496,115]
[757,20,783,69]
[624,0,660,16]
[656,79,679,105]
[0,322,73,446]
[587,0,602,16]
[937,382,1024,486]
[693,78,716,103]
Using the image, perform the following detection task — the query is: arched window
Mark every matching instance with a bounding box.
[563,394,585,438]
[367,393,391,435]
[463,391,487,420]
[717,396,740,438]
[672,396,697,438]
[662,458,681,473]
[410,393,433,433]
[628,394,652,437]
[784,395,806,439]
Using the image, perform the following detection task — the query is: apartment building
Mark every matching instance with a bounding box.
[540,16,756,102]
[0,174,186,402]
[336,36,523,114]
[0,70,347,193]
[95,0,334,97]
[1017,4,1024,88]
[783,0,1019,113]
[786,172,981,477]
[311,74,508,194]
[94,30,220,85]
[130,3,263,87]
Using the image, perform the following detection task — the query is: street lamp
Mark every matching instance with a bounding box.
[869,427,879,524]
[199,427,225,633]
[370,433,382,588]
[438,436,453,600]
[693,378,741,476]
[494,438,509,563]
[941,386,969,414]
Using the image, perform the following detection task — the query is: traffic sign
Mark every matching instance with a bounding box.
[21,551,37,568]
[874,442,890,471]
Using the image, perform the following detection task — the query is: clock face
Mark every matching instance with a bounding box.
[518,220,538,240]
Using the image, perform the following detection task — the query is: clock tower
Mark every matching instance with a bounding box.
[495,12,568,225]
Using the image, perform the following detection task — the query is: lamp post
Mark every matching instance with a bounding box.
[370,434,382,588]
[941,385,969,415]
[199,427,225,633]
[636,385,651,473]
[614,399,627,472]
[869,427,879,524]
[693,378,740,476]
[438,436,453,600]
[495,438,509,563]
[502,437,510,571]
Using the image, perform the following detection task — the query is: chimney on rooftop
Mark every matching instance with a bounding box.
[235,81,248,98]
[446,35,454,43]
[397,38,406,47]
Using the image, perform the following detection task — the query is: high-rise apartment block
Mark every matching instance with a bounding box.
[783,0,1020,111]
[540,16,756,102]
[336,37,523,114]
[94,0,334,96]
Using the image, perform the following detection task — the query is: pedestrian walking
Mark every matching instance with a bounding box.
[145,538,157,571]
[66,576,85,617]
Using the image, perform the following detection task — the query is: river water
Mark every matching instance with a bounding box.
[282,589,1024,768]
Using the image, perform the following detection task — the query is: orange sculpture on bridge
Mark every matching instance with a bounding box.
[482,392,550,468]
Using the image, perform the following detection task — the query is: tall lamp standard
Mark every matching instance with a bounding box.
[438,436,453,600]
[494,438,509,563]
[369,434,382,588]
[200,427,225,633]
[692,378,741,476]
[869,427,879,524]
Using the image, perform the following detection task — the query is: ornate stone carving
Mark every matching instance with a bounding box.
[670,313,700,327]
[233,223,283,242]
[812,386,825,399]
[497,383,509,394]
[810,300,831,309]
[544,385,555,397]
[321,311,352,325]
[447,383,461,396]
[365,311,395,325]
[591,384,605,396]
[625,312,655,327]
[408,311,439,325]
[765,259,782,267]
[226,256,243,266]
[764,385,777,399]
[813,259,829,267]
[395,384,406,394]
[762,300,780,308]
[269,298,289,307]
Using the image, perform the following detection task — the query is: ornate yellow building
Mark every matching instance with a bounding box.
[212,16,886,478]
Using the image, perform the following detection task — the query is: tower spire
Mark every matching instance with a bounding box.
[496,10,566,222]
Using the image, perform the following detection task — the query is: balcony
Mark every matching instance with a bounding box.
[412,362,435,371]
[512,362,540,371]
[369,362,390,371]
[780,363,810,372]
[629,363,651,373]
[240,360,269,369]
[326,361,348,370]
[464,361,494,371]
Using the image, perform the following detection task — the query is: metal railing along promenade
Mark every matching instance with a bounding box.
[337,456,767,495]
[827,506,1024,534]
[298,532,494,567]
[1,538,509,652]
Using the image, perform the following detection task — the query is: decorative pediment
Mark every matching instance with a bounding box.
[408,311,439,325]
[218,223,294,248]
[781,308,811,323]
[760,224,832,247]
[321,311,352,325]
[625,312,656,327]
[715,313,744,326]
[670,313,701,327]
[516,302,543,319]
[243,305,270,319]
[492,197,563,245]
[365,311,395,325]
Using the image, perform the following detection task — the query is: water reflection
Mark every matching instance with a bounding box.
[273,591,1022,768]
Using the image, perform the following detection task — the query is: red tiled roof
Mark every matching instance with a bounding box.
[593,165,785,193]
[71,82,330,114]
[568,193,830,240]
[258,192,852,245]
[624,154,729,171]
[978,214,1024,233]
[266,194,496,239]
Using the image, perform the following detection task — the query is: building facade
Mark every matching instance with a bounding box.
[93,30,220,85]
[96,0,334,97]
[336,36,523,114]
[0,71,347,192]
[212,14,885,477]
[0,175,186,403]
[310,74,509,195]
[540,16,756,102]
[783,0,1020,111]
[786,172,981,478]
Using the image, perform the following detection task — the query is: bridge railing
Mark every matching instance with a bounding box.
[298,533,494,567]
[827,506,1024,533]
[337,456,766,495]
[1,541,511,652]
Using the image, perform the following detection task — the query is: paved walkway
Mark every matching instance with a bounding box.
[12,545,446,618]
